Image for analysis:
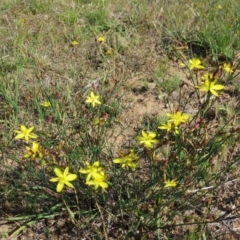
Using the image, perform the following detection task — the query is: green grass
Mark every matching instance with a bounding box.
[1,0,240,239]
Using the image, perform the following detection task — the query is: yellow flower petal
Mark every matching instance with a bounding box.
[210,89,219,97]
[79,169,89,174]
[57,182,64,192]
[29,133,38,139]
[99,181,108,189]
[21,125,27,132]
[64,181,75,189]
[93,161,100,167]
[66,174,77,181]
[54,168,63,177]
[113,158,122,163]
[14,133,25,139]
[49,177,59,182]
[212,84,225,90]
[63,166,69,176]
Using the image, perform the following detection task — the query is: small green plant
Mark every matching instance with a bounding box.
[84,8,110,31]
[156,74,181,93]
[59,9,80,25]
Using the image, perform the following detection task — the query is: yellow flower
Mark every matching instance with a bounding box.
[93,118,101,125]
[158,121,179,134]
[85,92,101,108]
[41,101,51,107]
[93,115,107,126]
[136,130,158,149]
[201,73,214,82]
[166,111,191,126]
[222,63,233,73]
[105,49,112,55]
[79,161,104,182]
[97,36,106,43]
[86,173,108,190]
[164,180,177,188]
[14,125,38,143]
[181,58,205,70]
[113,149,138,169]
[80,161,108,190]
[196,74,224,97]
[49,167,77,193]
[24,141,43,160]
[71,40,79,46]
[19,18,26,25]
[217,4,222,9]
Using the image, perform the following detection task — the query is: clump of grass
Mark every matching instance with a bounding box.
[156,74,181,94]
[161,1,240,61]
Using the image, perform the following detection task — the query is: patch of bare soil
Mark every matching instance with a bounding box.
[0,219,81,240]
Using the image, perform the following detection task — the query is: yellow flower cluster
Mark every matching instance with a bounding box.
[14,125,43,160]
[96,36,113,55]
[24,141,43,160]
[49,161,109,193]
[196,73,224,97]
[180,57,227,97]
[14,89,181,194]
[181,57,232,74]
[159,111,191,134]
[79,161,108,191]
[13,53,234,197]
